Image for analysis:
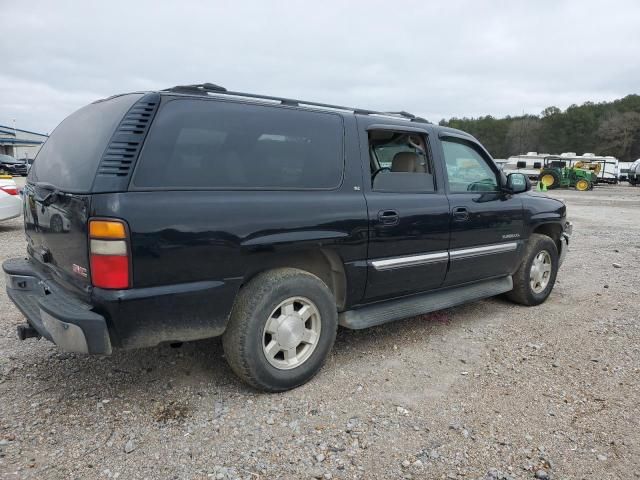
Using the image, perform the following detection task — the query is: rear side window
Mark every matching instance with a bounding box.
[133,99,344,190]
[28,94,143,192]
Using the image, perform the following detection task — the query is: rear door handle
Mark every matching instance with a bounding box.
[378,209,399,226]
[452,206,469,221]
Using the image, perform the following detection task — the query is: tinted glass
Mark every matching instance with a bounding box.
[134,99,344,189]
[442,140,498,192]
[28,94,143,192]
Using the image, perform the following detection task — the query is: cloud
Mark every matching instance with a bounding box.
[2,0,639,133]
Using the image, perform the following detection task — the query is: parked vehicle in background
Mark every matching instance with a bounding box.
[629,159,640,186]
[506,152,619,185]
[0,176,22,222]
[618,161,633,182]
[576,153,618,184]
[3,83,572,391]
[0,154,28,176]
[539,157,597,191]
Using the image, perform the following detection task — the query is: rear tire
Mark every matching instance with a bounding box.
[506,234,559,306]
[222,268,338,392]
[540,171,560,189]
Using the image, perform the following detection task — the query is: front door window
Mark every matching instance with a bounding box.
[442,140,498,192]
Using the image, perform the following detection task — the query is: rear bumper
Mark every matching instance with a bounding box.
[4,257,239,351]
[3,258,112,354]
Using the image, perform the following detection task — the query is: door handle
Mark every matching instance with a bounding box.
[378,209,399,226]
[452,206,469,221]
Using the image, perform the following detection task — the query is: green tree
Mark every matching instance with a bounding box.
[505,116,542,155]
[596,111,640,159]
[439,95,640,161]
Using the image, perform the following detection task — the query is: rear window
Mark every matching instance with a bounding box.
[133,99,344,190]
[28,94,143,192]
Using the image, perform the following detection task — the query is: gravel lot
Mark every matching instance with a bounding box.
[1,182,639,480]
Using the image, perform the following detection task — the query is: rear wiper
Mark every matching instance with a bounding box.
[33,182,61,206]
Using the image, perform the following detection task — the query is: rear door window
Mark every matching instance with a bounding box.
[28,94,143,192]
[133,99,344,190]
[367,130,436,193]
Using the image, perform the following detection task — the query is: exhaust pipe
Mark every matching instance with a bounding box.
[17,324,40,340]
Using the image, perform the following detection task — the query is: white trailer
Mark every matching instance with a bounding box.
[505,152,620,184]
[504,152,549,180]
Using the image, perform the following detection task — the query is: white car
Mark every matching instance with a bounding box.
[0,177,22,222]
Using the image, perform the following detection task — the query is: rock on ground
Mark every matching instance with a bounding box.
[0,181,639,479]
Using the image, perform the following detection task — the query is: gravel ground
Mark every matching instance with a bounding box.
[1,182,639,480]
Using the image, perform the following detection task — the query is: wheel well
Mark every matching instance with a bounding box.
[241,249,347,310]
[533,223,562,252]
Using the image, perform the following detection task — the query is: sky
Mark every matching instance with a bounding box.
[1,0,639,134]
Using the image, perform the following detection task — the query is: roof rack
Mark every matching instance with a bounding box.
[164,83,227,94]
[161,84,429,124]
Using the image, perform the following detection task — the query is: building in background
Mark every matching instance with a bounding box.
[0,125,48,160]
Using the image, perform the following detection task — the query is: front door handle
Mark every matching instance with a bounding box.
[452,206,469,221]
[378,209,399,226]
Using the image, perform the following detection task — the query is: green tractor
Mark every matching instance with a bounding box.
[539,157,598,191]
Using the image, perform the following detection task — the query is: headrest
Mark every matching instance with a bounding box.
[392,152,425,173]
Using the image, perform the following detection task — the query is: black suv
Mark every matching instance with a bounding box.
[4,84,572,391]
[0,154,28,176]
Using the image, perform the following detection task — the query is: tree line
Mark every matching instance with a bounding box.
[439,94,640,162]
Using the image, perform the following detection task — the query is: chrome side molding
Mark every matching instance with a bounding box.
[369,251,448,271]
[369,242,519,271]
[449,242,518,260]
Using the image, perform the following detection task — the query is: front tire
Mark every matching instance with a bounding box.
[222,268,338,392]
[575,179,590,191]
[506,234,559,306]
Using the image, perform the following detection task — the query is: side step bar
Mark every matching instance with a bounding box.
[339,276,513,330]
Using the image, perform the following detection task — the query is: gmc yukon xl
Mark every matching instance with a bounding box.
[4,83,572,391]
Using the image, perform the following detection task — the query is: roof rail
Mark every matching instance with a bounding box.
[161,84,430,124]
[163,83,227,94]
[381,111,429,123]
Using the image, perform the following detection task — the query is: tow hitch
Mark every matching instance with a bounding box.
[17,324,40,340]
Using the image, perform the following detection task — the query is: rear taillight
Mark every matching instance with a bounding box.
[1,186,18,195]
[89,219,130,289]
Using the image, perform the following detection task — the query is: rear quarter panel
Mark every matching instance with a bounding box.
[89,115,369,347]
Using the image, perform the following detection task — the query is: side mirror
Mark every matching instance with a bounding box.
[506,172,531,193]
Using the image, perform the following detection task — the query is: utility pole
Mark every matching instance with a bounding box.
[12,119,17,157]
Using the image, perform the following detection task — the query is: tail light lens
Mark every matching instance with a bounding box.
[1,186,18,195]
[89,219,130,289]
